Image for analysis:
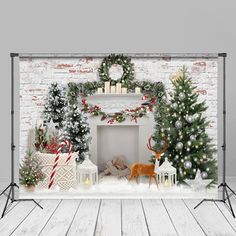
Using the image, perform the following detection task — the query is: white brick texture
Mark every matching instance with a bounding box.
[19,57,218,160]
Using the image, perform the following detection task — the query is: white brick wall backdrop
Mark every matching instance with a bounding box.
[19,56,218,162]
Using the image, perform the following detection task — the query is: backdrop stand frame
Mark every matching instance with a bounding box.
[0,52,234,217]
[0,53,42,219]
[194,53,236,218]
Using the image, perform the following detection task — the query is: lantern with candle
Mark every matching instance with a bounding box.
[77,153,98,188]
[156,158,177,187]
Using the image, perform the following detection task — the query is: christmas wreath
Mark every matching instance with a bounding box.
[98,54,135,85]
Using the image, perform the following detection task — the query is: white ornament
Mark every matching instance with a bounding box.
[185,169,213,191]
[186,115,194,123]
[176,142,183,150]
[201,171,208,179]
[172,103,178,109]
[179,92,186,100]
[190,135,196,141]
[184,161,192,169]
[175,121,182,129]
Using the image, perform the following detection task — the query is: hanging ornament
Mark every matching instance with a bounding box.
[176,142,183,150]
[172,103,178,109]
[179,92,186,100]
[186,148,190,151]
[187,141,192,146]
[184,161,192,169]
[201,171,208,179]
[186,115,194,123]
[190,135,196,141]
[175,120,182,129]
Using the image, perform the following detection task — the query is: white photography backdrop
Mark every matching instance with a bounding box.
[18,53,218,199]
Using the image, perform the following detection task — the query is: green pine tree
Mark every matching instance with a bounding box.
[167,67,217,184]
[19,150,45,187]
[67,82,79,105]
[62,104,91,162]
[150,82,171,164]
[44,82,67,129]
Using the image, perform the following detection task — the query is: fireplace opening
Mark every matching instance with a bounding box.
[97,126,139,172]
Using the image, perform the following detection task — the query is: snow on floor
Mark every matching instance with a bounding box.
[19,175,218,199]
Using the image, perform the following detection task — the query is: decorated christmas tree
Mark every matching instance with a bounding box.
[62,104,91,162]
[44,82,67,129]
[19,150,45,188]
[166,67,217,184]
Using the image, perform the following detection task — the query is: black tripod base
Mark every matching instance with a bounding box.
[194,183,236,218]
[0,182,43,218]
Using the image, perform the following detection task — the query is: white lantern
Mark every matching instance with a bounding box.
[77,155,98,188]
[156,158,177,187]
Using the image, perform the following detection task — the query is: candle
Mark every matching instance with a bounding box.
[104,81,110,94]
[116,83,122,94]
[110,85,116,94]
[135,87,141,94]
[164,179,170,187]
[97,87,103,94]
[121,87,127,94]
[83,177,91,188]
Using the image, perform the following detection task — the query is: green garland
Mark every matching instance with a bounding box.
[98,54,135,86]
[81,96,156,124]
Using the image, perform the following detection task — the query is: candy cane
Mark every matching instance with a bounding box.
[48,140,72,189]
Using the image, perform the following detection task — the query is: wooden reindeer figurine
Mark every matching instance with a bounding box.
[128,136,169,188]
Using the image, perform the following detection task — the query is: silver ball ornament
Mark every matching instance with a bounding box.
[175,120,182,129]
[172,103,178,109]
[179,92,186,100]
[190,135,196,141]
[186,115,194,123]
[176,142,183,150]
[184,161,192,169]
[187,141,192,146]
[201,171,208,179]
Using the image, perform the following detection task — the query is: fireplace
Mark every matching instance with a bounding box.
[86,94,155,170]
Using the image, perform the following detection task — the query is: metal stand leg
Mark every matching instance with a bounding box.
[1,53,43,219]
[0,183,43,218]
[1,186,12,218]
[194,54,235,218]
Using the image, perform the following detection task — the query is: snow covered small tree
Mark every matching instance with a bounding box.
[19,150,45,187]
[62,104,91,162]
[44,82,67,129]
[167,67,217,184]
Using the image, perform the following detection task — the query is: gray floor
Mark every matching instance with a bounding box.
[0,194,236,235]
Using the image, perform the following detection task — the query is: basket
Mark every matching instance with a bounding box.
[35,151,77,191]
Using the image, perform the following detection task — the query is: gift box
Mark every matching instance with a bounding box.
[35,152,77,191]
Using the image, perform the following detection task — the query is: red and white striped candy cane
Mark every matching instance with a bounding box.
[48,140,72,189]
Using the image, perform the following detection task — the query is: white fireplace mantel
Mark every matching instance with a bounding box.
[85,93,144,113]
